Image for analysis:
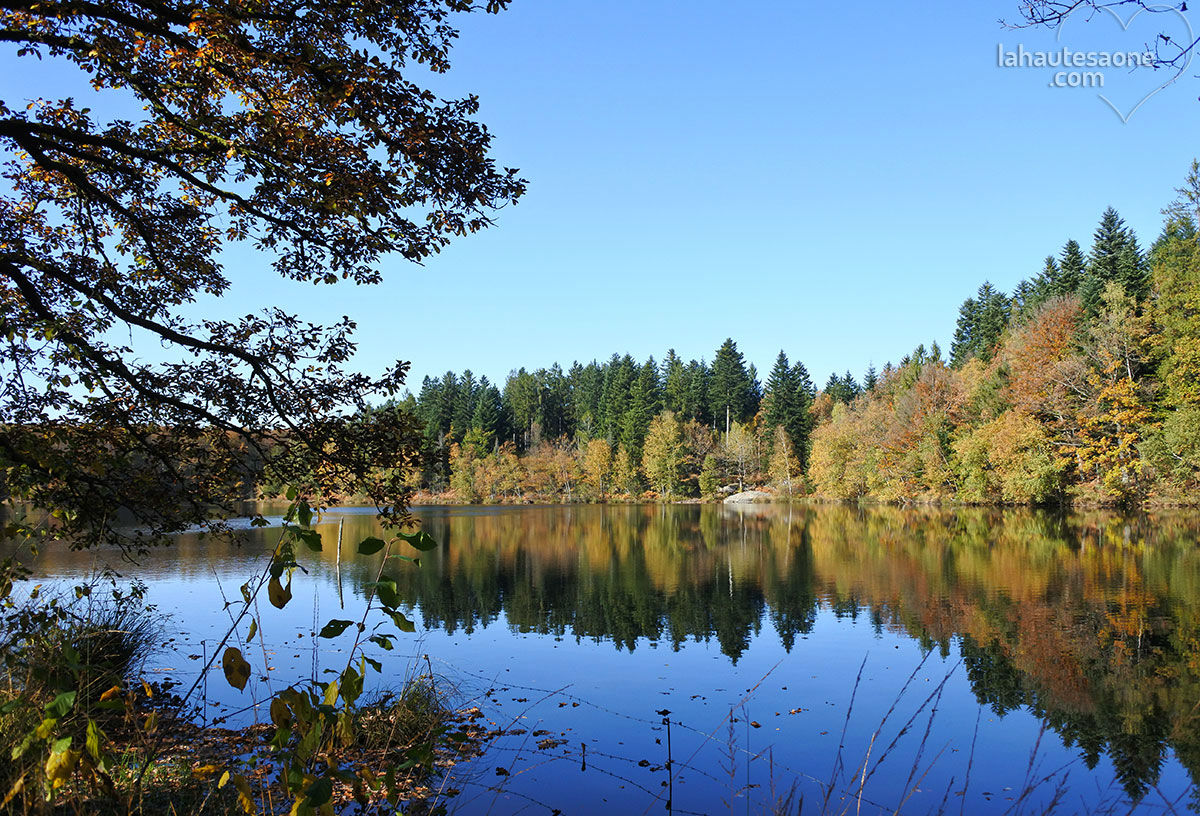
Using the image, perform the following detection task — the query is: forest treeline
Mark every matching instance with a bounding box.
[387,164,1200,507]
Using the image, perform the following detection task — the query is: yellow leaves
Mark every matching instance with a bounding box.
[268,575,292,609]
[218,771,255,814]
[193,764,221,779]
[222,647,252,691]
[44,741,79,790]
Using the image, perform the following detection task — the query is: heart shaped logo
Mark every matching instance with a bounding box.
[1057,3,1195,122]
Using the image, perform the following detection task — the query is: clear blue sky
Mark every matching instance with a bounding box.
[5,1,1200,390]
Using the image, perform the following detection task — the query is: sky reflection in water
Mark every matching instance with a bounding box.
[20,503,1200,815]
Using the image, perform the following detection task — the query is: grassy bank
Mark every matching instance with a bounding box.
[0,593,481,815]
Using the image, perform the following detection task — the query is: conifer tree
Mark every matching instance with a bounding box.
[662,350,688,415]
[950,282,1010,366]
[864,364,879,392]
[618,359,660,458]
[709,339,756,430]
[503,368,539,449]
[763,352,797,433]
[1088,207,1133,284]
[686,359,711,426]
[1085,207,1147,303]
[471,382,503,452]
[600,354,637,444]
[451,370,477,441]
[1059,239,1087,294]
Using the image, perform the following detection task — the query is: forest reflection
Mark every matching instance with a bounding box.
[26,502,1200,800]
[387,504,1200,801]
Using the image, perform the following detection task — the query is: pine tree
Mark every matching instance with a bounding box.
[471,382,503,452]
[619,359,660,459]
[708,339,755,431]
[662,349,687,415]
[864,364,878,392]
[950,282,1010,366]
[1059,239,1086,294]
[600,354,637,444]
[1088,207,1133,285]
[451,370,477,441]
[763,352,797,435]
[502,368,539,449]
[686,359,711,426]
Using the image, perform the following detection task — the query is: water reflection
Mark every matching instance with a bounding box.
[398,504,1200,802]
[21,503,1200,804]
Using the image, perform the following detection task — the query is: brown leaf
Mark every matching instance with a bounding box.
[222,647,252,691]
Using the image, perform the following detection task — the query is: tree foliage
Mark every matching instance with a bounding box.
[1,0,525,547]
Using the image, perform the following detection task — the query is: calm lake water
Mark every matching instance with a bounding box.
[21,503,1200,815]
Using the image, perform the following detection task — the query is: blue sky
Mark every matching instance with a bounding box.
[6,1,1200,391]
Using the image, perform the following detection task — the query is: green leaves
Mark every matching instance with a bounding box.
[357,537,386,555]
[44,691,76,719]
[318,619,355,639]
[399,530,438,551]
[387,611,416,633]
[297,529,322,552]
[304,776,333,808]
[367,576,400,609]
[222,647,252,691]
[340,663,364,707]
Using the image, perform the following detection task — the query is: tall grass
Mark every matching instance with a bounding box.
[0,589,164,810]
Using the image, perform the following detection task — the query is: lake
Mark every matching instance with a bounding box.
[22,503,1200,814]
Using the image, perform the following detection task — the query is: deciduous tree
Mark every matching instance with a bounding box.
[1,0,525,548]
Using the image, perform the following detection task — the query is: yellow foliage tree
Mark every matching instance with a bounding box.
[581,438,612,500]
[642,411,684,498]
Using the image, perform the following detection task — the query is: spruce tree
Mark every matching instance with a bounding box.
[662,349,687,415]
[618,359,659,458]
[708,338,755,430]
[600,354,636,444]
[471,382,503,451]
[791,361,816,468]
[686,359,711,426]
[502,368,538,450]
[452,370,477,441]
[950,282,1010,366]
[842,370,861,398]
[1116,232,1149,301]
[436,371,459,440]
[572,361,605,438]
[864,364,878,392]
[1084,207,1147,303]
[763,351,796,434]
[1058,239,1086,295]
[950,296,980,368]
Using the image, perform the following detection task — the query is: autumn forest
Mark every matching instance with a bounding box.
[385,165,1200,508]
